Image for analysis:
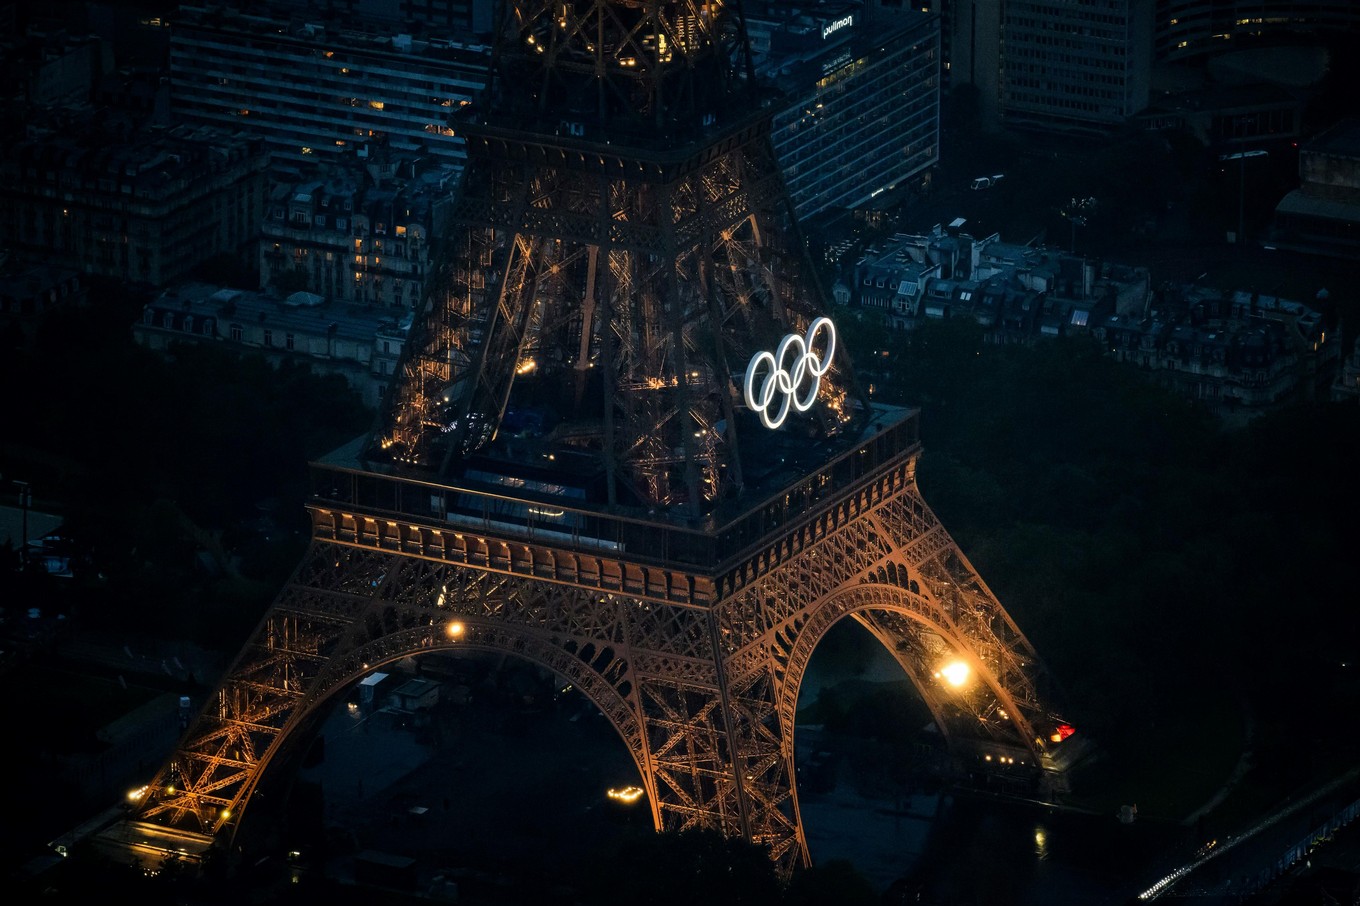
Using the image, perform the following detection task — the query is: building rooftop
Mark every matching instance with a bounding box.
[1304,118,1360,158]
[151,283,411,344]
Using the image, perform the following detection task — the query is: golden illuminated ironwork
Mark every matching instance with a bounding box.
[121,433,1072,877]
[116,0,1071,882]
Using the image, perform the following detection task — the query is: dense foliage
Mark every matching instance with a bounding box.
[840,312,1360,815]
[1,278,373,648]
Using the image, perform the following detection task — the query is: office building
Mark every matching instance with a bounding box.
[1155,0,1360,63]
[1267,117,1360,260]
[167,2,490,173]
[750,2,941,218]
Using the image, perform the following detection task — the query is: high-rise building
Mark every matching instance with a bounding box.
[929,0,1357,135]
[1155,0,1360,63]
[997,0,1153,135]
[167,2,490,173]
[931,0,1153,137]
[750,3,941,218]
[263,0,495,36]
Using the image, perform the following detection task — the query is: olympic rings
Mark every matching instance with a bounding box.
[743,317,837,429]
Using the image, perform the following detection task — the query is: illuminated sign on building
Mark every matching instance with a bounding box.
[821,14,854,40]
[743,317,836,429]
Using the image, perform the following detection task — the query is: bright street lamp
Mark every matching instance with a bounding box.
[936,659,971,688]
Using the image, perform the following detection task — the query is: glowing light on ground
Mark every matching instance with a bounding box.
[607,786,645,804]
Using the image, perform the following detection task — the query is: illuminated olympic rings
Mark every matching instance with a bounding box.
[743,317,836,429]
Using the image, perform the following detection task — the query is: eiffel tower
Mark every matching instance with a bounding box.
[106,0,1075,878]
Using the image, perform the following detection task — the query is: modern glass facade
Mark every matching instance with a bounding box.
[768,11,941,219]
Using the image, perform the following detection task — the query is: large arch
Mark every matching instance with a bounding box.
[122,543,673,860]
[780,583,1046,766]
[111,441,1071,882]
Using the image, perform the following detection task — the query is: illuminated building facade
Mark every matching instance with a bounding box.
[259,154,457,309]
[1155,0,1360,62]
[167,2,489,172]
[752,4,941,218]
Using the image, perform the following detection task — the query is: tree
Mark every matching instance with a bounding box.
[784,859,878,906]
[577,828,783,906]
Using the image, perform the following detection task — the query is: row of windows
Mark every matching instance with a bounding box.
[1005,32,1129,54]
[1005,47,1132,71]
[1006,63,1131,86]
[1006,79,1128,100]
[1007,11,1131,28]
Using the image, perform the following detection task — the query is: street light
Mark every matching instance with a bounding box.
[1060,196,1097,254]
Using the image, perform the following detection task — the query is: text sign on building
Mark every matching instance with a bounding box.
[821,14,854,40]
[743,317,836,429]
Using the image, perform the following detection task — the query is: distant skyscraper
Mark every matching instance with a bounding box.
[998,0,1153,135]
[1155,0,1360,62]
[915,0,1358,135]
[749,2,941,217]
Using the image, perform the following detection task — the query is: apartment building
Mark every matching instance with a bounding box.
[135,281,410,407]
[167,2,489,172]
[0,117,267,286]
[260,151,457,309]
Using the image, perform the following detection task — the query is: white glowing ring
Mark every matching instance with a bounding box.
[743,317,836,429]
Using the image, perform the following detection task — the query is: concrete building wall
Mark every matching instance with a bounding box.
[999,0,1153,135]
[764,9,941,218]
[168,4,489,172]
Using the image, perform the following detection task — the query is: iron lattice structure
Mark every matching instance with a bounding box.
[123,425,1069,875]
[115,0,1074,878]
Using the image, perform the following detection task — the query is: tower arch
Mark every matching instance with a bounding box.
[98,0,1074,883]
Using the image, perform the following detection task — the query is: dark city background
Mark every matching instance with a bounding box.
[3,1,1360,904]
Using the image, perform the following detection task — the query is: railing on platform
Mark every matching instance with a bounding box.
[309,407,920,577]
